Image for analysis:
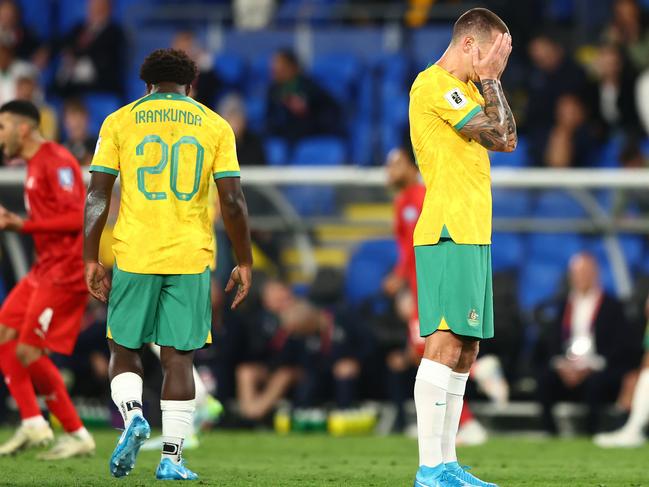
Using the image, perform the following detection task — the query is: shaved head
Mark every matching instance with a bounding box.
[452,8,509,44]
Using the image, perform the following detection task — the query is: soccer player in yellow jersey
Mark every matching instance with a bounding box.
[83,49,253,481]
[409,9,516,487]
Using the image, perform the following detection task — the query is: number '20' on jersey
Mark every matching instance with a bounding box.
[89,92,240,275]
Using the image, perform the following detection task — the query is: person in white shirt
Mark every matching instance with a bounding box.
[535,253,637,435]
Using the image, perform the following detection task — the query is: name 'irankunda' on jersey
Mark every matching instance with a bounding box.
[89,92,240,275]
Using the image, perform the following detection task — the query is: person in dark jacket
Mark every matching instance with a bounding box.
[266,49,340,142]
[535,253,637,434]
[54,0,125,97]
[219,94,266,165]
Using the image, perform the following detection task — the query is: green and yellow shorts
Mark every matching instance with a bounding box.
[415,238,494,340]
[644,322,649,352]
[107,265,212,351]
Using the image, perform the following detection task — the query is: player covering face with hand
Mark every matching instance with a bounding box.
[83,48,252,481]
[409,8,516,487]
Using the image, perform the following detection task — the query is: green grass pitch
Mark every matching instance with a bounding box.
[0,429,646,486]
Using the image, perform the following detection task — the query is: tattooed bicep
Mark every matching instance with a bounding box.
[457,110,509,150]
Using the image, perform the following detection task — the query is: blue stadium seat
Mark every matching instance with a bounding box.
[291,137,346,165]
[350,119,374,166]
[618,234,646,273]
[533,190,587,218]
[17,0,52,39]
[491,233,524,273]
[527,233,585,267]
[595,137,622,168]
[345,239,397,306]
[380,92,408,156]
[282,186,336,217]
[57,0,85,34]
[310,52,361,103]
[489,137,529,167]
[311,28,384,64]
[265,138,289,166]
[411,27,454,70]
[214,53,246,87]
[244,97,266,133]
[518,261,565,311]
[492,189,532,218]
[83,93,123,135]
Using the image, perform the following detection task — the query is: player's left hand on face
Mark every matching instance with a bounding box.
[0,206,24,232]
[85,261,111,303]
[226,264,252,309]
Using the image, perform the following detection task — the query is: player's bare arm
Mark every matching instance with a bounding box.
[0,204,23,231]
[83,171,116,303]
[216,176,253,309]
[459,33,517,152]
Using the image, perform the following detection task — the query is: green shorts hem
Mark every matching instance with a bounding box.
[107,265,212,351]
[415,239,494,340]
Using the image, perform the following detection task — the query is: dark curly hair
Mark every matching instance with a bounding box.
[139,48,198,86]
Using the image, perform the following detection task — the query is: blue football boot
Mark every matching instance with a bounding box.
[445,462,499,487]
[109,415,151,478]
[414,464,469,487]
[155,458,199,480]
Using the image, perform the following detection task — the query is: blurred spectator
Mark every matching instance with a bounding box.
[266,49,340,142]
[219,94,266,165]
[526,33,587,166]
[0,29,33,105]
[586,44,643,139]
[281,299,370,410]
[54,0,125,97]
[62,99,97,165]
[235,279,302,421]
[233,0,275,30]
[603,0,649,72]
[0,0,43,65]
[14,69,57,140]
[535,253,637,435]
[171,31,221,107]
[544,94,597,168]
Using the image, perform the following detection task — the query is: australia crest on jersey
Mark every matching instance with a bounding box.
[467,308,480,327]
[57,167,74,191]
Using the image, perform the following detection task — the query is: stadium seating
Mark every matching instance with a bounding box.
[492,189,533,218]
[491,232,525,273]
[282,186,336,216]
[309,52,361,103]
[213,52,246,88]
[344,239,397,306]
[518,260,565,311]
[83,93,123,135]
[291,136,347,165]
[265,137,290,166]
[533,190,587,218]
[489,137,529,167]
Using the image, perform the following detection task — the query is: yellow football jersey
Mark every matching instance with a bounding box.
[409,64,491,246]
[90,92,240,274]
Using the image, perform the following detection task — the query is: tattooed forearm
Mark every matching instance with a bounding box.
[83,173,115,262]
[458,79,517,152]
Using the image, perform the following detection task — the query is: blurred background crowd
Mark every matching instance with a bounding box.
[0,0,649,437]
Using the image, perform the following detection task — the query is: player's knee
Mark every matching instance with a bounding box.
[159,347,194,373]
[422,332,463,368]
[333,358,360,380]
[15,343,42,366]
[0,325,17,345]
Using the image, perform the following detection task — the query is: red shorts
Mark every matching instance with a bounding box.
[0,275,87,355]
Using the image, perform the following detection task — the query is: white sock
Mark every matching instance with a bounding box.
[71,426,92,441]
[193,367,208,409]
[111,372,143,427]
[626,368,649,434]
[22,415,48,428]
[161,399,195,464]
[415,358,452,467]
[442,371,470,464]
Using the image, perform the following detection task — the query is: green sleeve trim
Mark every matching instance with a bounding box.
[89,165,119,176]
[213,170,241,180]
[453,105,482,131]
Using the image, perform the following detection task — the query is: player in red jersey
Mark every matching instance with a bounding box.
[0,101,94,459]
[384,147,486,443]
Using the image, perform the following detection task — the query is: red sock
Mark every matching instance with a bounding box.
[459,402,474,426]
[26,356,83,433]
[0,340,42,420]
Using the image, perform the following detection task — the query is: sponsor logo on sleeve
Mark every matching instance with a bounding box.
[444,88,468,109]
[57,167,74,191]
